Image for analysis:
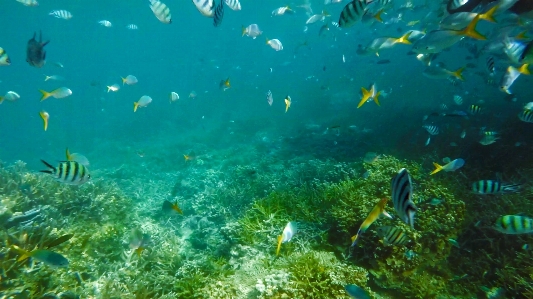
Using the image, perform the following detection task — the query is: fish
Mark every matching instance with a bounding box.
[518,109,533,123]
[494,215,533,234]
[486,56,495,77]
[49,10,73,20]
[242,24,262,39]
[44,234,74,249]
[319,23,330,36]
[439,5,498,30]
[363,152,380,163]
[472,180,521,195]
[377,59,391,64]
[272,6,292,16]
[339,0,370,28]
[129,228,150,256]
[192,0,215,17]
[0,91,20,104]
[344,284,371,299]
[44,75,65,81]
[377,226,409,246]
[266,38,283,51]
[189,91,197,99]
[0,47,11,66]
[107,84,120,92]
[453,95,463,105]
[391,168,416,229]
[213,0,224,27]
[357,83,381,108]
[224,0,241,11]
[39,87,72,101]
[350,198,392,247]
[39,111,49,131]
[468,104,482,115]
[40,160,91,185]
[284,95,291,112]
[11,245,68,268]
[149,0,172,24]
[411,15,485,54]
[126,24,139,30]
[479,135,499,145]
[169,91,179,102]
[499,66,521,94]
[26,31,49,68]
[276,221,297,256]
[66,148,90,167]
[266,90,273,106]
[430,158,465,175]
[423,65,465,81]
[306,10,329,24]
[219,77,230,91]
[134,95,153,112]
[122,75,138,85]
[162,200,183,215]
[16,0,38,6]
[423,125,439,135]
[98,20,112,27]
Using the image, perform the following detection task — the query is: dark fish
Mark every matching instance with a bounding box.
[391,168,416,228]
[377,59,391,64]
[339,0,369,28]
[26,31,49,68]
[472,180,521,195]
[40,160,91,185]
[213,0,224,27]
[45,234,74,249]
[486,56,495,76]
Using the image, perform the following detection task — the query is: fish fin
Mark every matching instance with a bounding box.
[373,9,383,23]
[121,77,126,85]
[106,86,112,92]
[516,30,528,40]
[172,201,183,215]
[374,91,381,106]
[276,235,283,256]
[430,162,443,175]
[241,25,246,37]
[481,5,498,23]
[382,211,393,219]
[39,90,51,102]
[453,66,465,81]
[265,38,270,45]
[66,148,72,161]
[133,102,139,112]
[350,233,359,247]
[183,154,189,161]
[396,31,412,45]
[357,88,370,108]
[0,96,3,104]
[11,245,31,262]
[518,64,530,75]
[135,247,145,257]
[459,15,486,40]
[40,159,56,173]
[45,76,51,81]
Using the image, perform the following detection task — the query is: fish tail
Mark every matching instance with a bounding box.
[133,102,139,112]
[516,30,528,40]
[106,86,112,93]
[40,159,55,174]
[276,235,283,256]
[121,77,126,85]
[66,148,72,161]
[39,111,48,131]
[374,91,381,106]
[265,38,270,45]
[0,96,4,104]
[350,233,360,247]
[453,66,465,81]
[396,31,412,45]
[502,184,522,193]
[430,162,443,175]
[11,245,32,262]
[39,89,51,102]
[241,25,246,37]
[357,87,370,108]
[172,201,183,215]
[134,247,145,257]
[481,5,498,23]
[518,64,530,75]
[460,15,486,40]
[45,76,51,81]
[373,9,384,23]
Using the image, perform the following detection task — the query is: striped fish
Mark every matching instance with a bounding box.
[40,160,90,185]
[468,104,482,115]
[49,10,73,20]
[339,0,369,28]
[149,0,172,24]
[486,56,495,77]
[224,0,241,11]
[0,47,10,66]
[472,180,521,195]
[423,125,439,135]
[377,226,409,246]
[213,0,224,27]
[494,215,533,234]
[518,109,533,123]
[391,168,417,228]
[453,95,463,105]
[192,0,215,17]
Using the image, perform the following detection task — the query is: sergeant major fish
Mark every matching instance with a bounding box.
[40,160,91,185]
[392,168,417,228]
[26,31,49,68]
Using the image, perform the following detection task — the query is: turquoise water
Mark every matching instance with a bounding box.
[2,0,533,298]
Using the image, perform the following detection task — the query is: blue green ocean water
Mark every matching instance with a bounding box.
[1,0,533,298]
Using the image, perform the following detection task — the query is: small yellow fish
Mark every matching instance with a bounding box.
[358,84,381,108]
[39,87,72,101]
[407,20,420,26]
[276,222,297,256]
[121,75,138,85]
[220,77,230,91]
[162,200,183,215]
[284,96,291,112]
[350,198,391,247]
[133,95,152,112]
[39,111,49,131]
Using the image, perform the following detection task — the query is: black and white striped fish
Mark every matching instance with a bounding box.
[391,168,416,228]
[468,104,482,115]
[49,10,73,20]
[224,0,241,10]
[377,226,409,246]
[213,0,224,27]
[149,0,171,24]
[339,0,369,28]
[494,215,533,234]
[40,160,91,185]
[472,180,521,195]
[192,0,215,17]
[486,56,495,77]
[423,125,439,135]
[518,109,533,123]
